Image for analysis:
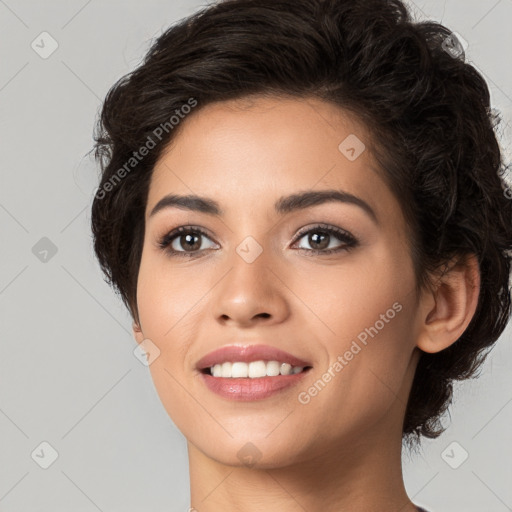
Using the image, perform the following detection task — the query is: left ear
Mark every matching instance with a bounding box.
[416,253,481,353]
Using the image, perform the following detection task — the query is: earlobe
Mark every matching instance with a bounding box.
[416,254,480,354]
[132,321,145,344]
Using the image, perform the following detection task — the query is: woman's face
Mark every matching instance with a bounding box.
[134,95,423,467]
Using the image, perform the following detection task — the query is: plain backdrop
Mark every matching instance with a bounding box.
[1,1,511,511]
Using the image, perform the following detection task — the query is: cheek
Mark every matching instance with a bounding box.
[290,245,417,415]
[136,252,210,341]
[135,254,211,431]
[291,240,415,343]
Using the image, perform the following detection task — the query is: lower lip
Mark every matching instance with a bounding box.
[200,369,311,401]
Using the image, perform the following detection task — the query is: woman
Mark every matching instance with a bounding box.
[91,0,512,510]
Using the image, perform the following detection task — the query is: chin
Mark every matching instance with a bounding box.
[194,434,308,469]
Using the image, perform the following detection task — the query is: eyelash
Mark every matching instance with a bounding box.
[157,224,358,258]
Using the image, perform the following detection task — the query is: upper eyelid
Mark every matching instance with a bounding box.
[158,225,217,246]
[292,223,354,239]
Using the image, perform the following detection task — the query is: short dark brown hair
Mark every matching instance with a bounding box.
[91,0,512,443]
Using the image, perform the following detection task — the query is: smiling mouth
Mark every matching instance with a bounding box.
[200,360,313,378]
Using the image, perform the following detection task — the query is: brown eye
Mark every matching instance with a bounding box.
[175,232,202,252]
[293,224,358,255]
[305,232,330,250]
[158,226,218,257]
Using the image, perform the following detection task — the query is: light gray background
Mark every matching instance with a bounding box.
[1,1,511,511]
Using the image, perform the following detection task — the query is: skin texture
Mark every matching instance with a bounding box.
[132,96,480,512]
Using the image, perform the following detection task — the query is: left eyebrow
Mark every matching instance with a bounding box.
[149,189,378,224]
[274,190,378,224]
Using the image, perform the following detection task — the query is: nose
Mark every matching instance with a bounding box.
[211,244,290,328]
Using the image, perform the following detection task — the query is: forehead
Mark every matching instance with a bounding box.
[146,95,396,221]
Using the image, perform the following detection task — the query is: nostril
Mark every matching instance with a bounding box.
[254,312,270,319]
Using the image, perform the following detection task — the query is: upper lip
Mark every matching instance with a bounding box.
[196,344,312,370]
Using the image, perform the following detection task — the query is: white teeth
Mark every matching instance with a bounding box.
[266,360,280,376]
[209,360,306,378]
[280,363,292,375]
[231,362,248,378]
[221,362,232,378]
[248,360,267,378]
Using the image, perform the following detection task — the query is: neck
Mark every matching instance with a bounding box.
[188,418,418,512]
